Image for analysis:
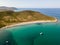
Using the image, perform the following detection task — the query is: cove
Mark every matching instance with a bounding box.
[0,22,60,45]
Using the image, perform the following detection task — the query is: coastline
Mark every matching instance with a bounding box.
[0,19,57,30]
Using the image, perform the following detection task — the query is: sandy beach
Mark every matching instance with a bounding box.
[0,19,57,30]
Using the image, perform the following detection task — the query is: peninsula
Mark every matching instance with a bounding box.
[0,10,57,28]
[0,6,17,12]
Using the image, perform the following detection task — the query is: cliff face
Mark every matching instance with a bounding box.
[0,10,57,28]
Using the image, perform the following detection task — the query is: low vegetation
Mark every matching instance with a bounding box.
[0,10,56,28]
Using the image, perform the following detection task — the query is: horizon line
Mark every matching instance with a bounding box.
[0,6,60,8]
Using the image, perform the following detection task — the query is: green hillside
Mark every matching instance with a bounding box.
[0,10,56,28]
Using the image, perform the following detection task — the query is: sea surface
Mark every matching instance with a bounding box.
[0,8,60,45]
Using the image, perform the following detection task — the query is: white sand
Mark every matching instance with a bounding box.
[0,19,57,30]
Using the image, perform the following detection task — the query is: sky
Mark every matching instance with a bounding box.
[0,0,60,8]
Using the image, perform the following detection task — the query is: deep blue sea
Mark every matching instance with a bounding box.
[0,8,60,45]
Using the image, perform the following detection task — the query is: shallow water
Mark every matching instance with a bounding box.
[0,22,60,45]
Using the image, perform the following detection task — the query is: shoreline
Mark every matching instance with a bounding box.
[0,20,57,30]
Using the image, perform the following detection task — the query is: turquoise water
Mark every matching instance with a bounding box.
[0,8,60,45]
[0,22,60,45]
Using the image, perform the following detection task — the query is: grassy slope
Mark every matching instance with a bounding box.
[0,10,56,28]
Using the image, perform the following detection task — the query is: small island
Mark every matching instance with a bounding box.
[0,10,57,28]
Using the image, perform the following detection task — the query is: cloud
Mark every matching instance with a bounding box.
[0,0,60,8]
